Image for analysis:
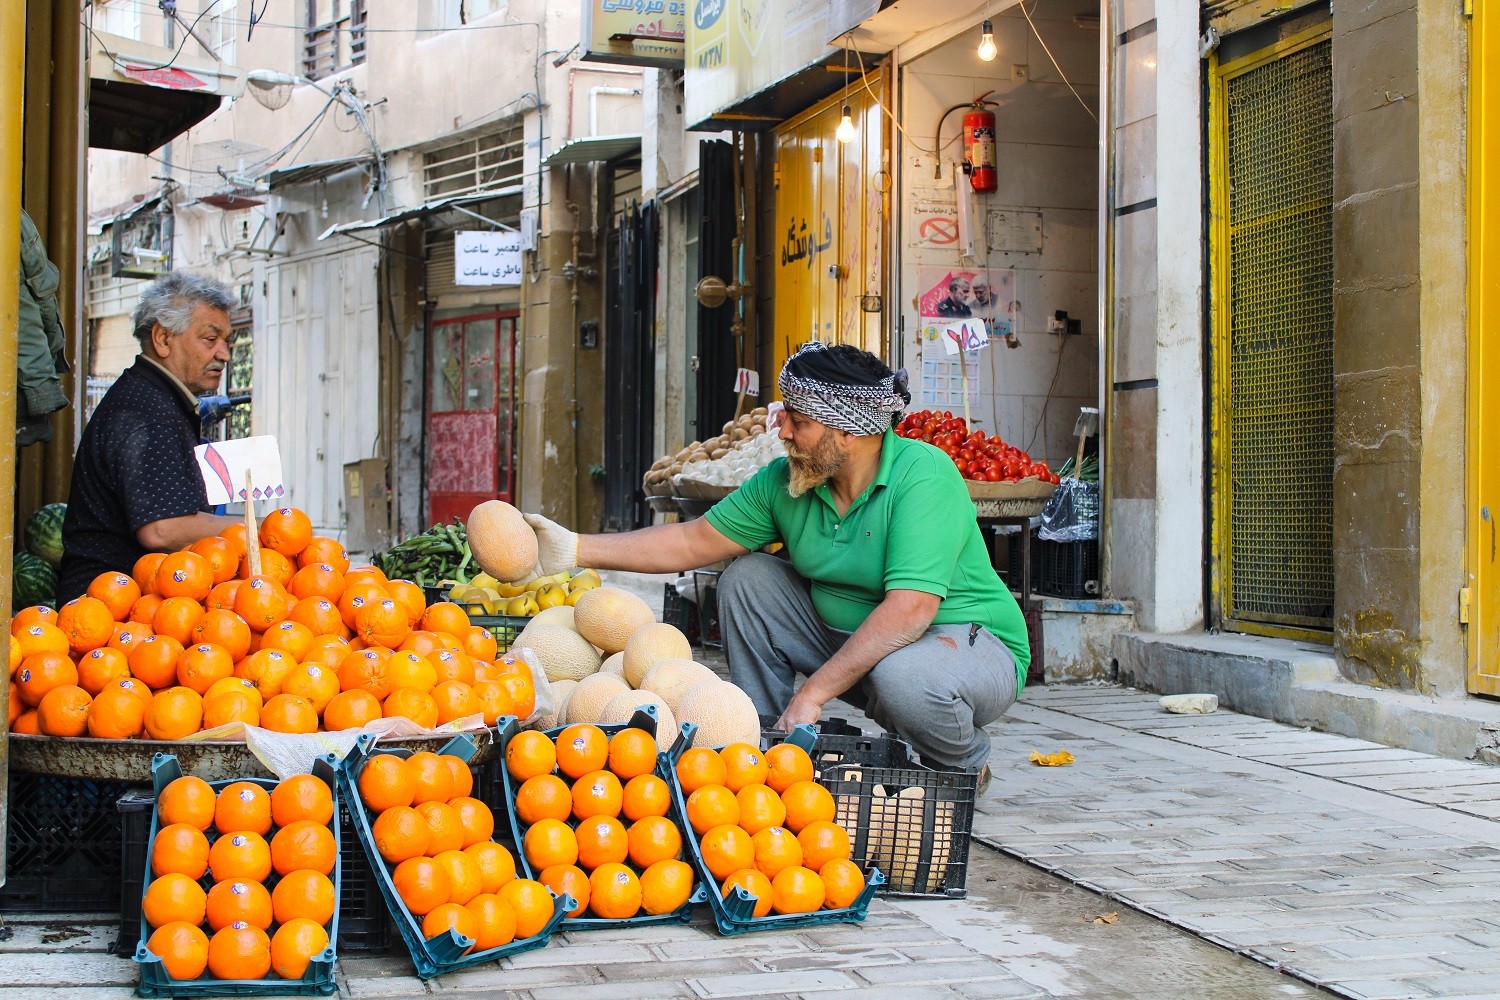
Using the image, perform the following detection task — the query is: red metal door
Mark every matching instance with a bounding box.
[426,313,517,526]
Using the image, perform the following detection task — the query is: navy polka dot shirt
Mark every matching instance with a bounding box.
[58,357,210,603]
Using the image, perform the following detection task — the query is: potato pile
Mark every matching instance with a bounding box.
[642,408,770,497]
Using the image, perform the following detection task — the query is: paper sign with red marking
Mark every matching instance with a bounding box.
[733,368,760,396]
[195,436,286,505]
[942,319,990,355]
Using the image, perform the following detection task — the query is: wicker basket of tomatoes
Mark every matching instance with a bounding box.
[894,411,1060,514]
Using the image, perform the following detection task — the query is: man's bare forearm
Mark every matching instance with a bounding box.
[578,518,748,574]
[796,591,939,707]
[137,512,241,552]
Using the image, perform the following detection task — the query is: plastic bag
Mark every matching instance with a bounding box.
[1037,478,1100,542]
[507,644,555,728]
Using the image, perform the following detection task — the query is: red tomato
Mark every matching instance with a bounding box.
[984,468,1002,482]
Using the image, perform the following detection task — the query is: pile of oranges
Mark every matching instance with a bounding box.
[357,750,554,952]
[676,741,866,917]
[140,772,338,983]
[6,507,537,741]
[505,723,698,921]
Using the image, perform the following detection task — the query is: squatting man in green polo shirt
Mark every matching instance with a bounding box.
[522,342,1030,787]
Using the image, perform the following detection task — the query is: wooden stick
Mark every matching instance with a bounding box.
[243,471,263,578]
[959,349,972,428]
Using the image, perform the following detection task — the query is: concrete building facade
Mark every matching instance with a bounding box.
[84,0,648,546]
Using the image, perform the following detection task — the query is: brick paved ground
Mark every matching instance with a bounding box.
[978,684,1500,1000]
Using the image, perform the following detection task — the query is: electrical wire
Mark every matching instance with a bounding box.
[846,41,960,157]
[97,1,544,35]
[1026,331,1068,453]
[84,0,223,74]
[1019,1,1098,124]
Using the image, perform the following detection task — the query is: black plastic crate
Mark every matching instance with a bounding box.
[662,582,701,644]
[799,729,975,900]
[1,771,135,914]
[822,762,975,900]
[334,797,390,953]
[116,789,155,956]
[1035,539,1099,599]
[997,529,1040,593]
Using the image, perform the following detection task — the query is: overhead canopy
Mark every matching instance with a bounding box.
[689,51,879,133]
[318,186,523,240]
[88,30,245,153]
[263,156,372,190]
[542,135,642,166]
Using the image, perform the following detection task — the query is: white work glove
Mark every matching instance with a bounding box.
[519,512,581,583]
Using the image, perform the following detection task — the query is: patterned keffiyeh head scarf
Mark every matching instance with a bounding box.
[777,341,911,436]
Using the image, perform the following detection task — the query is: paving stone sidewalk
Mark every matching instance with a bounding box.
[978,684,1500,1000]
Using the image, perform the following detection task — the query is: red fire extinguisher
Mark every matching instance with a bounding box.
[963,101,998,193]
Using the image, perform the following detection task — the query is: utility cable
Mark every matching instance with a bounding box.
[1019,1,1098,124]
[84,0,222,74]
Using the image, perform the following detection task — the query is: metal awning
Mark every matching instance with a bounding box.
[263,156,371,190]
[317,186,524,241]
[88,30,246,153]
[688,51,878,133]
[542,135,642,166]
[87,194,162,236]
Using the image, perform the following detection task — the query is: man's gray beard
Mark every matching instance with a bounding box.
[786,436,846,498]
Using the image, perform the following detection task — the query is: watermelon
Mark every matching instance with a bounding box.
[24,502,66,567]
[13,550,57,608]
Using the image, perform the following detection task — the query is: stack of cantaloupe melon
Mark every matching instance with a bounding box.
[510,585,760,752]
[460,499,762,751]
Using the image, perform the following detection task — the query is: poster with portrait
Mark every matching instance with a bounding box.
[914,267,1015,408]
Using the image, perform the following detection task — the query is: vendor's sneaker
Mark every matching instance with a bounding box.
[974,763,991,797]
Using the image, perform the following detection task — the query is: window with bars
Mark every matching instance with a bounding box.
[304,0,366,80]
[422,122,525,202]
[223,323,254,441]
[84,254,146,319]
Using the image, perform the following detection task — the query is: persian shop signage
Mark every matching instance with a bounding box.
[685,0,832,128]
[455,231,523,286]
[583,0,687,68]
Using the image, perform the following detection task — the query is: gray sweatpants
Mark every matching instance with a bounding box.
[717,553,1018,772]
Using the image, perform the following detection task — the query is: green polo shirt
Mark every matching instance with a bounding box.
[705,428,1030,686]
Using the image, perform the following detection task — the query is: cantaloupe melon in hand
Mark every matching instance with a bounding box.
[572,587,657,654]
[675,679,761,748]
[599,691,677,749]
[622,622,692,687]
[638,658,718,712]
[466,501,540,581]
[564,672,631,724]
[518,623,602,682]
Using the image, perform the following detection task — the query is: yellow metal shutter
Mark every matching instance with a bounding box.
[1210,26,1335,635]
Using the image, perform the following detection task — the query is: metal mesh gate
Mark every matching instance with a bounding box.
[1217,36,1335,630]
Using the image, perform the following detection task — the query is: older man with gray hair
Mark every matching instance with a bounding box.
[58,270,243,603]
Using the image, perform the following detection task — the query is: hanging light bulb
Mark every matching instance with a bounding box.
[977,19,998,61]
[835,104,856,143]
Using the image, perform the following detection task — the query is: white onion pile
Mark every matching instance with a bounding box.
[676,430,785,489]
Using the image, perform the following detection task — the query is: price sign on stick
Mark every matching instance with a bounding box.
[196,435,285,506]
[941,319,990,355]
[732,368,760,396]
